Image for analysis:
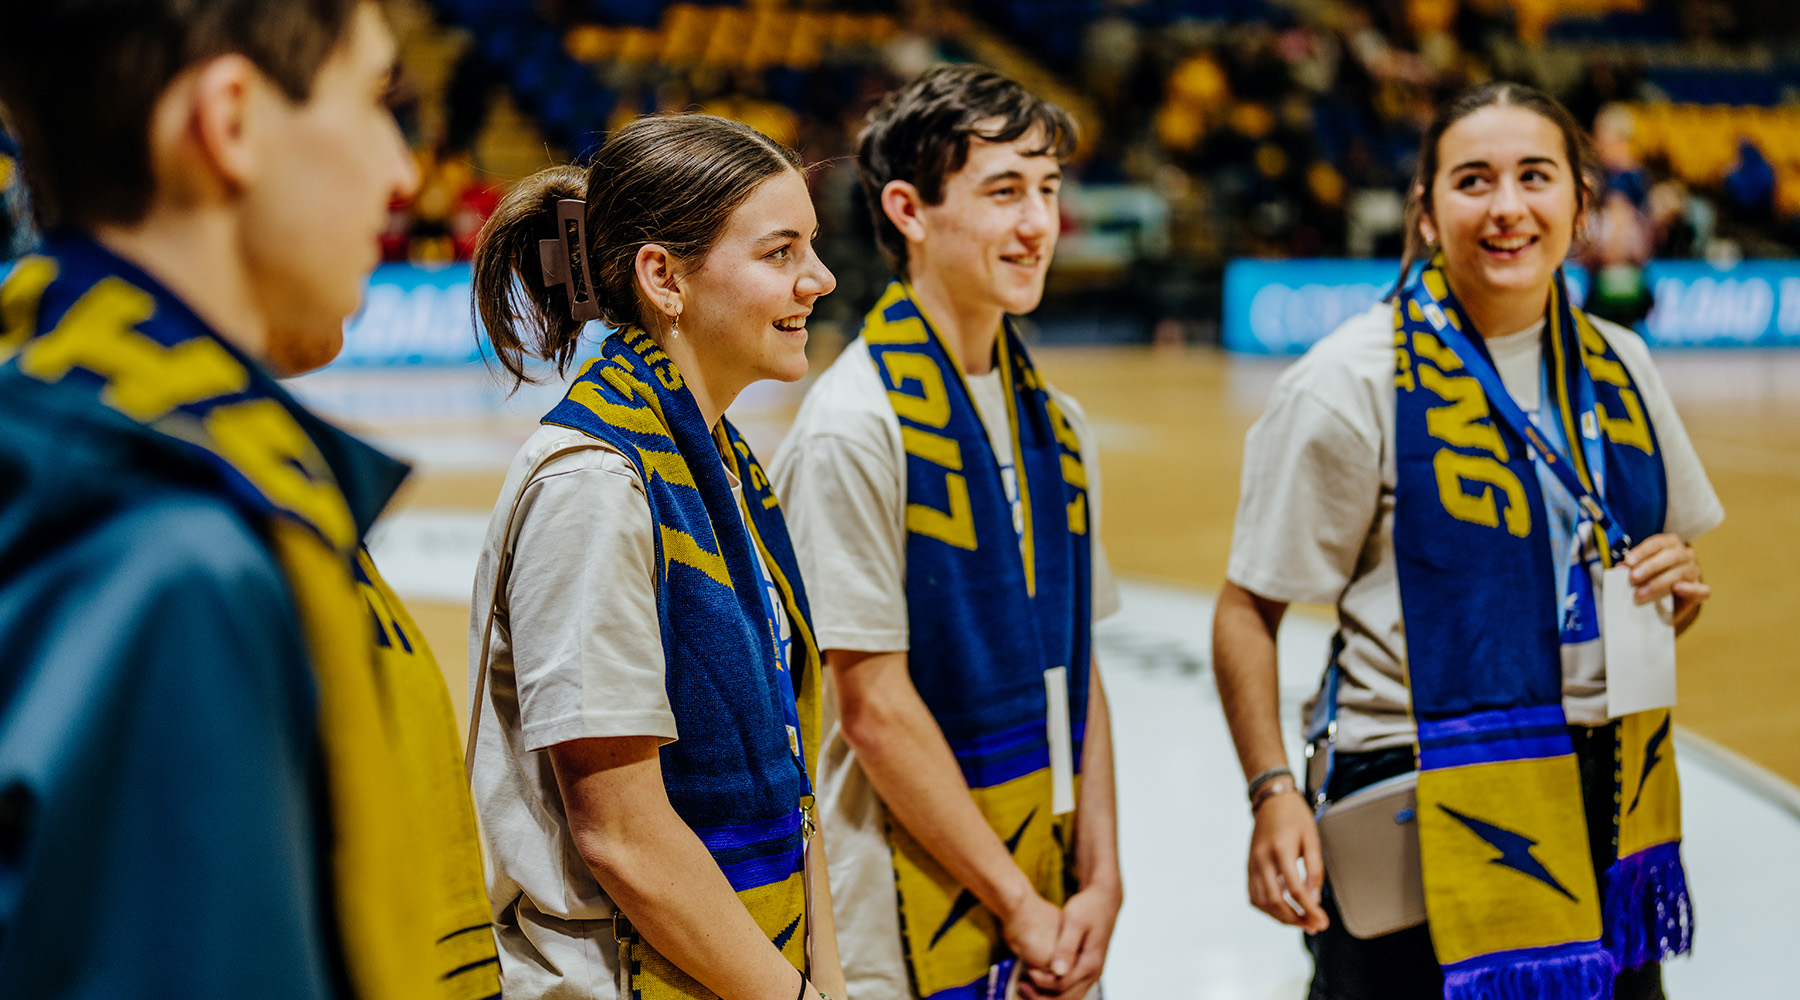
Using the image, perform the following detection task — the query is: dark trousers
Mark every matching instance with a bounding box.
[1304,725,1666,1000]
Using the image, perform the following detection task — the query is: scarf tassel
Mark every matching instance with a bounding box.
[1602,840,1695,971]
[1443,944,1614,1000]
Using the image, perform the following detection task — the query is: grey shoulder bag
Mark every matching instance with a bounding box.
[1306,653,1427,939]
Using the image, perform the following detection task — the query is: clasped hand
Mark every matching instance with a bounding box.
[1002,885,1120,999]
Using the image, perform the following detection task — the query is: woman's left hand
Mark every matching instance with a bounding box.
[1622,533,1711,634]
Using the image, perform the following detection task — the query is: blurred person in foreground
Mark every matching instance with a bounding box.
[0,125,35,261]
[1214,81,1719,1000]
[771,65,1123,1000]
[0,3,497,997]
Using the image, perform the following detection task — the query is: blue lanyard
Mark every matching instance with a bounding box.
[741,509,808,776]
[1410,281,1633,563]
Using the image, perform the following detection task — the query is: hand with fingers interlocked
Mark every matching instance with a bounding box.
[1014,885,1121,1000]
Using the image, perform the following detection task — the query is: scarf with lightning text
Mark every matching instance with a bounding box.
[1393,257,1690,1000]
[542,327,823,999]
[859,281,1092,1000]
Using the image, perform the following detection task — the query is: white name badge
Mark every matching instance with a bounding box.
[1603,565,1678,718]
[1044,666,1076,816]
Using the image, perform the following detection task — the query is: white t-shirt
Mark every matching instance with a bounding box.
[467,423,790,1000]
[1226,304,1725,753]
[769,338,1121,1000]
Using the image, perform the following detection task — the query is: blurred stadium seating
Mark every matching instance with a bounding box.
[6,0,1800,348]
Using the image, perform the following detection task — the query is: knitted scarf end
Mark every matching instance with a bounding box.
[1603,840,1694,971]
[1442,943,1614,1000]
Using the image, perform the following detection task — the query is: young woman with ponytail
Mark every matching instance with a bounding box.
[464,113,844,1000]
[1214,82,1722,1000]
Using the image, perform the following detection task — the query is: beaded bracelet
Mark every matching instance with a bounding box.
[1245,765,1293,802]
[1250,776,1300,814]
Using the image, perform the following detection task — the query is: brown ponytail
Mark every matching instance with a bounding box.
[470,114,802,389]
[1387,81,1600,301]
[471,164,591,388]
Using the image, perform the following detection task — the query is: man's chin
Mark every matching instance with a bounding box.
[265,325,346,378]
[997,286,1047,317]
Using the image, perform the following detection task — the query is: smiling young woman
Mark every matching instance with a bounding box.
[1214,82,1723,1000]
[1397,86,1594,346]
[464,113,843,1000]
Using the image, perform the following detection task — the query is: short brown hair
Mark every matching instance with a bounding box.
[0,0,366,231]
[471,113,801,389]
[856,64,1077,274]
[1389,81,1599,299]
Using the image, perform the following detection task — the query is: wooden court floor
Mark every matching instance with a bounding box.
[370,343,1800,788]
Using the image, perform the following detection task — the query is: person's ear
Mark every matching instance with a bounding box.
[1415,185,1438,247]
[184,55,265,191]
[634,244,683,325]
[880,180,928,245]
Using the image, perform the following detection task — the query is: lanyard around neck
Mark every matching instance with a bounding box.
[1410,277,1633,563]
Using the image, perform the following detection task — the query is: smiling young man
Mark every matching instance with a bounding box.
[0,3,496,998]
[770,65,1122,1000]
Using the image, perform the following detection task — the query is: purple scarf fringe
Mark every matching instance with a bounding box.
[1443,945,1614,1000]
[1602,841,1695,971]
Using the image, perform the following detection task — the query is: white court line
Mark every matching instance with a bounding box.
[371,510,1798,998]
[1673,726,1800,822]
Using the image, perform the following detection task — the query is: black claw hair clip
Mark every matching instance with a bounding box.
[538,198,601,322]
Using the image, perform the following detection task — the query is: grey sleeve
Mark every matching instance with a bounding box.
[1225,386,1384,605]
[1052,391,1122,622]
[504,459,677,751]
[771,428,911,653]
[1629,353,1725,542]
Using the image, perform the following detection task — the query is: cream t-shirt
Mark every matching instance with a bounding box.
[769,338,1121,1000]
[467,423,789,1000]
[1226,304,1725,753]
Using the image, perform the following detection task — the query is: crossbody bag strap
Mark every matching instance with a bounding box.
[464,440,611,779]
[1304,637,1344,819]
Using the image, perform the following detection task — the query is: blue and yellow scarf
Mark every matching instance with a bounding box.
[1393,259,1692,999]
[860,281,1093,1000]
[1,237,498,999]
[543,327,823,999]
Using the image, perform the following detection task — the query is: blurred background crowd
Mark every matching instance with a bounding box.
[5,0,1800,343]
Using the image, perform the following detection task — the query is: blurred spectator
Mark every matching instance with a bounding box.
[1594,104,1649,207]
[1579,188,1655,325]
[1723,137,1776,221]
[1648,178,1701,258]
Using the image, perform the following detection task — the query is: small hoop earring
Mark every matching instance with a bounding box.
[670,308,681,340]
